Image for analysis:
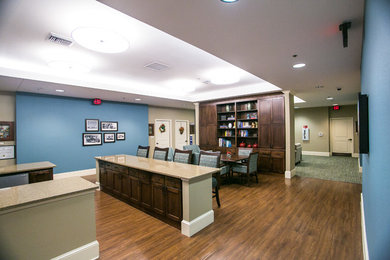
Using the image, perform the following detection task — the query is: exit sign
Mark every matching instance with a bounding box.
[93,98,102,105]
[333,105,340,110]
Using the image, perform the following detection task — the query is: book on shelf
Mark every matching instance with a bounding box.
[219,138,232,147]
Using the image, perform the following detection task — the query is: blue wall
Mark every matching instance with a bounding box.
[361,0,390,259]
[16,93,148,174]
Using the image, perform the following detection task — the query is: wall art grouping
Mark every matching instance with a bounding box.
[83,119,125,146]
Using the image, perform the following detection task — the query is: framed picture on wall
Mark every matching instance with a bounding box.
[148,124,154,136]
[104,133,115,143]
[101,121,118,131]
[82,133,102,146]
[116,132,125,140]
[0,121,15,141]
[85,119,99,132]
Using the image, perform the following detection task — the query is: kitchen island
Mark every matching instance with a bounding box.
[95,154,220,237]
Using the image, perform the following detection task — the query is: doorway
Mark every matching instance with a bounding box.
[330,117,354,155]
[175,120,189,149]
[154,119,172,148]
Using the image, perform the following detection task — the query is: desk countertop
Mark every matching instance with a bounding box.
[0,177,98,212]
[96,154,219,181]
[0,161,56,176]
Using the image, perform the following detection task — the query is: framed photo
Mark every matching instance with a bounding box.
[0,122,15,141]
[116,132,125,140]
[148,123,154,136]
[104,133,115,143]
[101,121,118,131]
[85,119,99,132]
[83,133,102,146]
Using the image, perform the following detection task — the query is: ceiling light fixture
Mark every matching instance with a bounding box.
[326,97,334,101]
[48,61,90,73]
[72,27,129,53]
[207,69,240,85]
[333,104,338,106]
[135,98,141,101]
[293,63,306,69]
[221,0,239,3]
[56,89,65,93]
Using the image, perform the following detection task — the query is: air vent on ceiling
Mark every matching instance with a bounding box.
[144,62,170,71]
[47,33,73,46]
[202,80,211,84]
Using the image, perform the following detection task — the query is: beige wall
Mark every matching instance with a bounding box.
[0,92,16,166]
[148,106,195,154]
[294,105,359,154]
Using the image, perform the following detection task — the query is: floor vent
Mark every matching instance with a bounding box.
[47,33,73,46]
[144,62,170,71]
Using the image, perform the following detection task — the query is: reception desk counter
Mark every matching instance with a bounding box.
[96,154,219,237]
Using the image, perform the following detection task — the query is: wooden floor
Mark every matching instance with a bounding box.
[93,173,363,260]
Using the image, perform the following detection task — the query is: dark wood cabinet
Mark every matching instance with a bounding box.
[98,161,183,228]
[199,93,286,173]
[28,169,53,183]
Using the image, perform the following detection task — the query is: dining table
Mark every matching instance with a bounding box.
[220,154,250,183]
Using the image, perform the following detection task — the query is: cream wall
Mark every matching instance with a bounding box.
[0,92,16,166]
[294,105,359,154]
[148,106,195,154]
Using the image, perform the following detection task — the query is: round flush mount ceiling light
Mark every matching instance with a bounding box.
[221,0,239,3]
[208,69,240,85]
[135,98,141,101]
[72,27,129,54]
[56,89,65,93]
[48,60,90,73]
[293,63,306,69]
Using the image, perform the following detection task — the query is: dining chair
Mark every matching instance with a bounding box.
[136,145,150,158]
[153,147,169,161]
[232,152,259,186]
[173,149,192,164]
[200,150,230,183]
[237,147,253,163]
[198,151,221,207]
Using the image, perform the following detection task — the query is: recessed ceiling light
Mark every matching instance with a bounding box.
[164,79,199,93]
[48,61,90,73]
[221,0,239,3]
[207,69,240,85]
[333,104,338,106]
[293,63,306,69]
[326,97,334,101]
[72,27,129,54]
[135,98,141,101]
[294,107,299,109]
[56,89,65,93]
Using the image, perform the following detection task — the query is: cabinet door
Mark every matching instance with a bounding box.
[271,151,285,173]
[152,174,165,216]
[28,169,52,183]
[129,169,140,204]
[258,99,271,124]
[105,169,114,192]
[259,124,270,148]
[258,150,271,172]
[271,96,285,124]
[112,171,122,197]
[99,168,107,189]
[271,124,285,149]
[139,171,152,210]
[121,173,131,201]
[165,177,182,222]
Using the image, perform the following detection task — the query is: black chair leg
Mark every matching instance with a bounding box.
[215,186,221,207]
[255,172,258,183]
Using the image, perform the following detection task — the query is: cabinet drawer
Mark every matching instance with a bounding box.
[152,174,165,184]
[128,168,138,178]
[166,177,181,189]
[112,164,127,173]
[271,151,285,158]
[139,171,151,182]
[259,149,271,156]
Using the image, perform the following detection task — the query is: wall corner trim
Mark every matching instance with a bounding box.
[361,193,369,260]
[302,151,330,157]
[285,168,296,179]
[51,240,99,260]
[54,168,96,180]
[181,210,214,237]
[352,153,359,158]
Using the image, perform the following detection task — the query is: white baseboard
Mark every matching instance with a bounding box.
[353,153,359,158]
[51,240,99,260]
[361,194,369,260]
[285,168,296,179]
[54,168,96,180]
[302,151,330,157]
[181,210,214,237]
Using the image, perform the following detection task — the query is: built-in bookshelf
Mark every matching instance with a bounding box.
[217,103,235,147]
[236,101,258,147]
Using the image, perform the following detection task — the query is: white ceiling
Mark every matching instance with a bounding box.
[0,0,364,109]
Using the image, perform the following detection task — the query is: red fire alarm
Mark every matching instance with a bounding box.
[333,105,340,110]
[93,98,102,105]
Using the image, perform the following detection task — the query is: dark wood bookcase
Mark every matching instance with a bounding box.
[199,93,285,173]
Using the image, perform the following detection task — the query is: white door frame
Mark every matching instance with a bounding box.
[330,117,354,154]
[175,120,189,149]
[154,119,172,147]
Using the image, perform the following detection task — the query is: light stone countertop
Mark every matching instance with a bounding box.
[0,177,98,212]
[95,154,220,181]
[0,161,56,176]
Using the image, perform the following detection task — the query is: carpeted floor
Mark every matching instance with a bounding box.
[296,155,362,184]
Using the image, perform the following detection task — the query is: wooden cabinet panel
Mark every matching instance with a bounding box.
[121,174,131,201]
[112,171,122,197]
[139,171,152,210]
[100,168,107,189]
[152,182,165,216]
[259,150,271,172]
[129,175,140,204]
[259,124,271,148]
[28,169,53,183]
[271,124,285,149]
[200,104,217,126]
[271,151,285,173]
[166,186,182,222]
[258,99,271,124]
[271,96,285,124]
[105,169,114,192]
